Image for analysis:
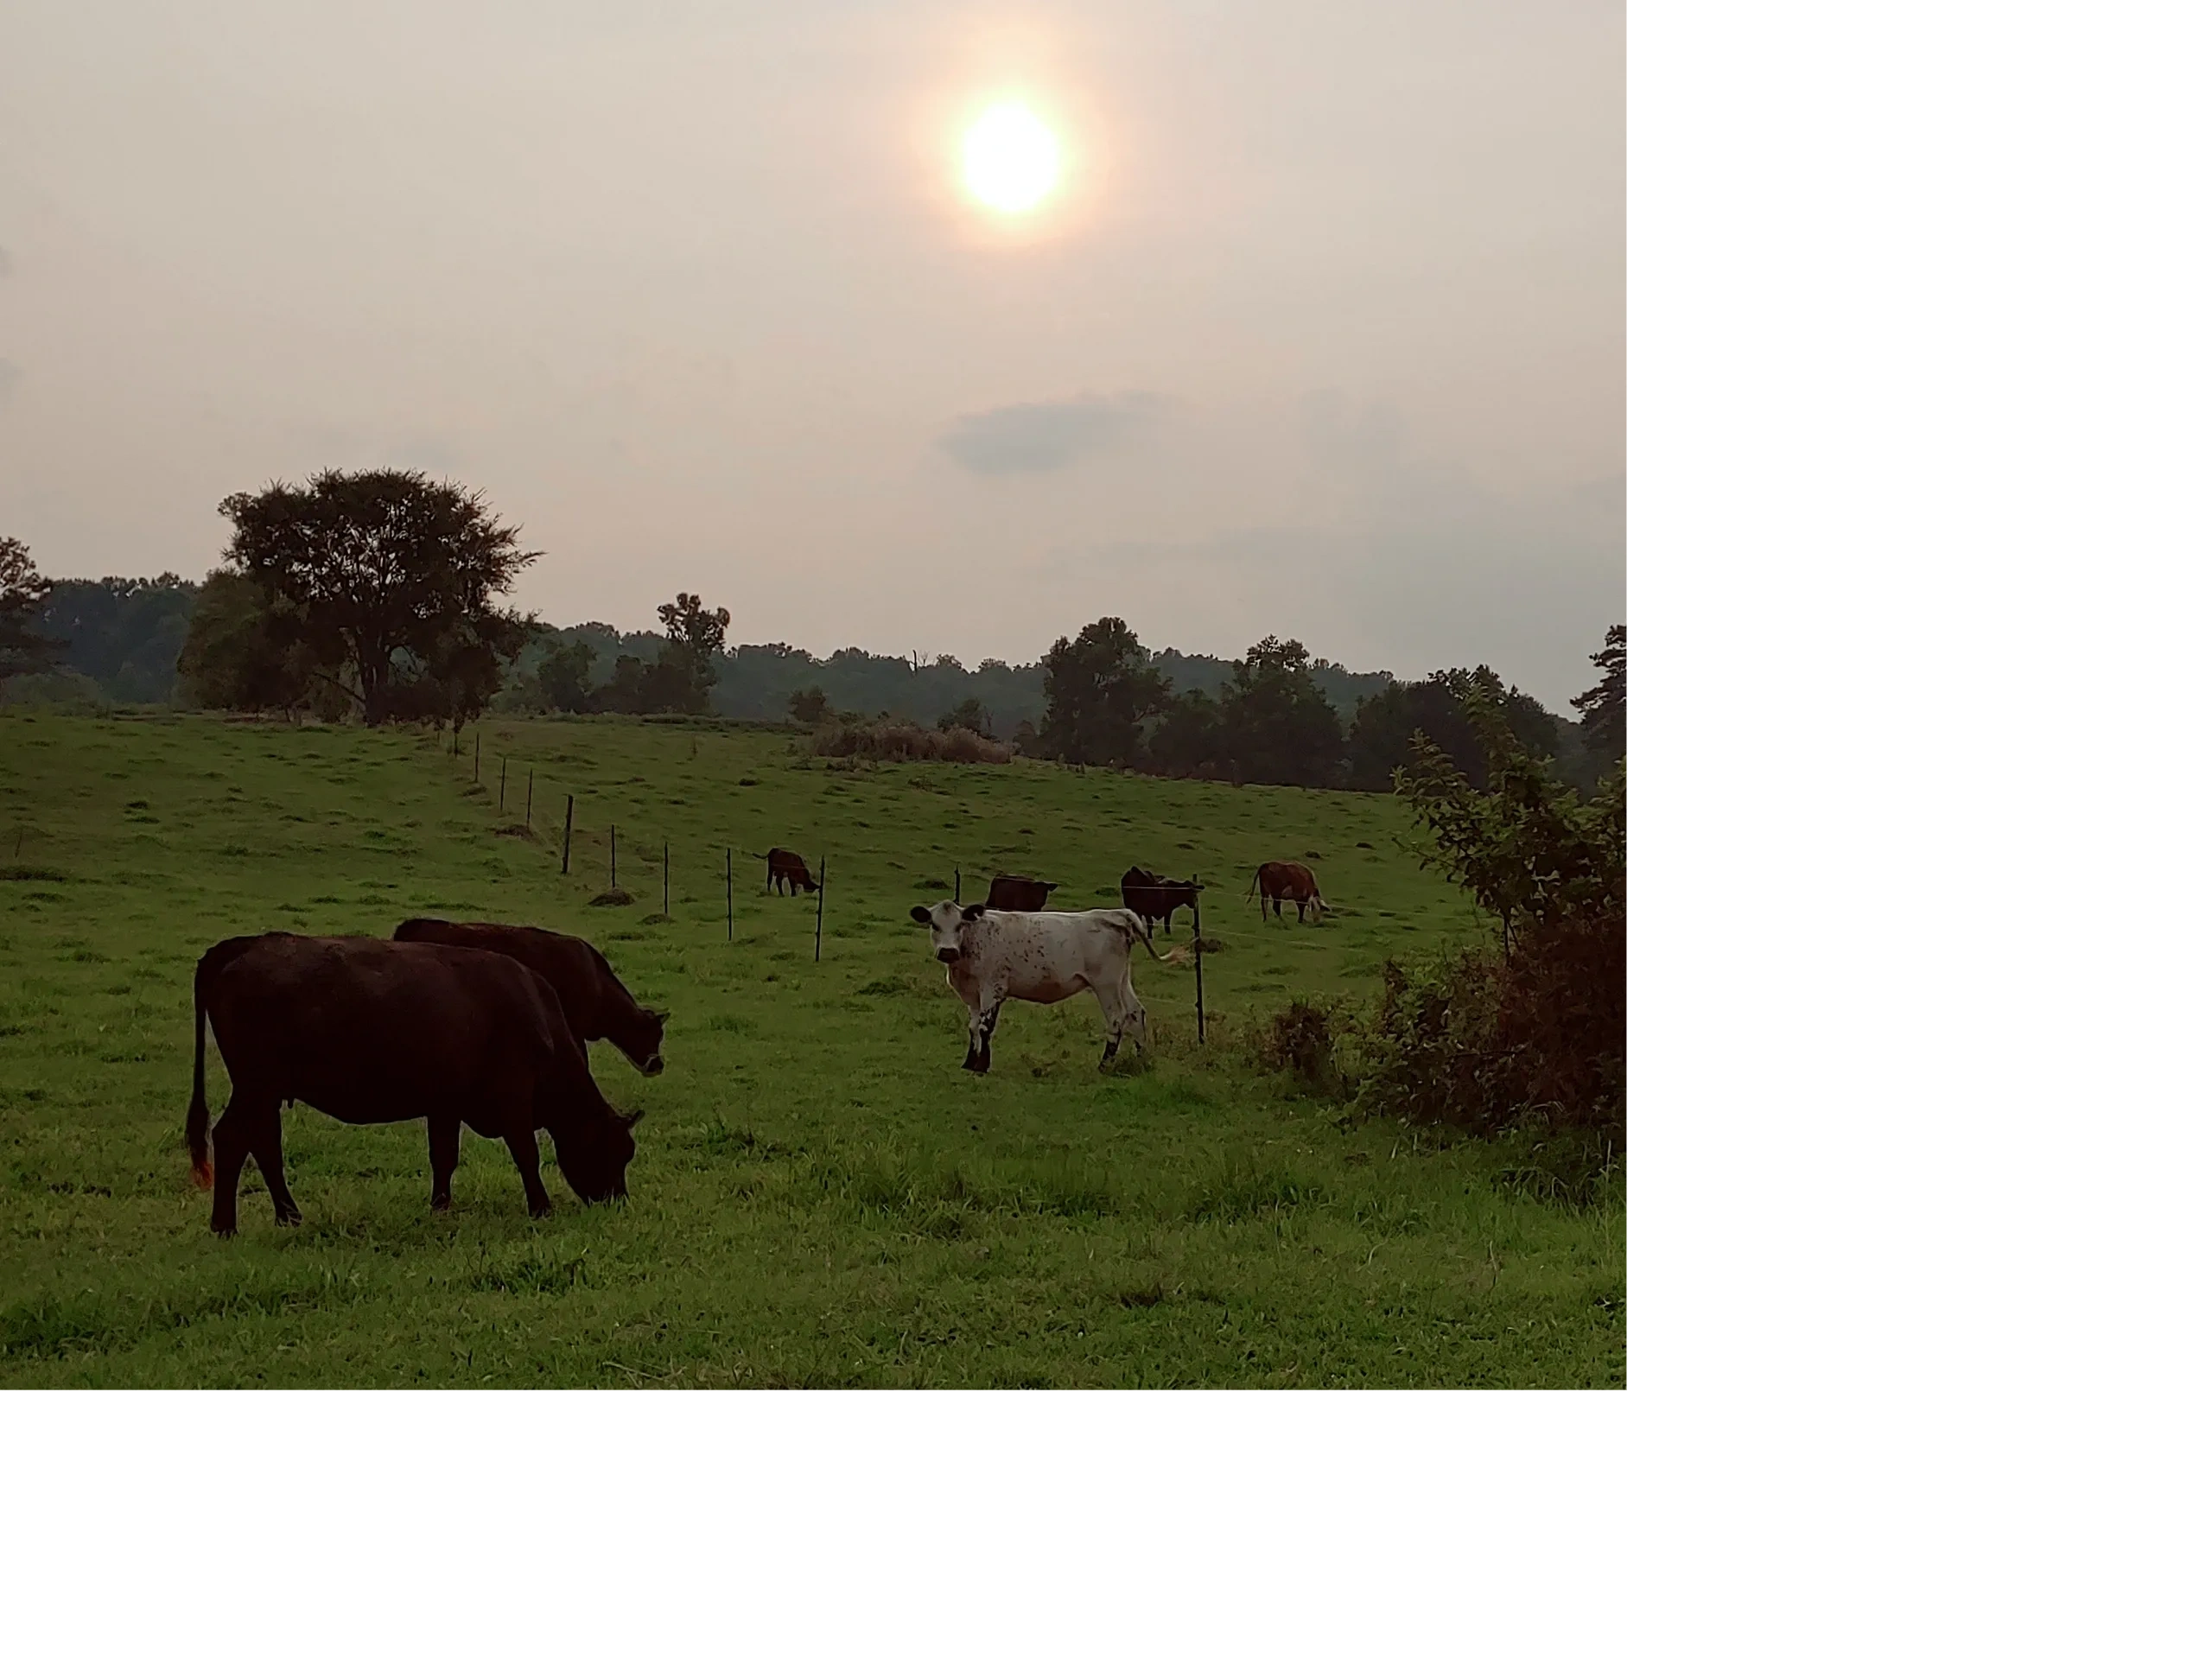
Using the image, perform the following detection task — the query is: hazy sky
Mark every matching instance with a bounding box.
[0,1,1622,708]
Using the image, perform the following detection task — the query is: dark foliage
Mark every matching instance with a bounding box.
[175,570,327,716]
[1570,623,1625,771]
[1217,637,1345,786]
[0,536,62,680]
[1038,616,1166,766]
[33,574,195,701]
[936,696,993,737]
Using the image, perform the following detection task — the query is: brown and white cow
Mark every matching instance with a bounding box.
[188,933,641,1234]
[909,900,1177,1072]
[392,918,667,1074]
[1249,860,1331,922]
[765,848,818,895]
[985,874,1057,912]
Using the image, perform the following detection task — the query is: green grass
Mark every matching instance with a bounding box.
[0,709,1624,1387]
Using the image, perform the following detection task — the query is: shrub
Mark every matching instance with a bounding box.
[810,720,1012,765]
[1259,998,1352,1097]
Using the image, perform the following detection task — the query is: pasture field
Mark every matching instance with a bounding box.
[0,710,1624,1386]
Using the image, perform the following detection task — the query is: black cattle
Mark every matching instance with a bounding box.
[188,933,641,1235]
[392,918,667,1075]
[1120,867,1202,938]
[985,874,1057,912]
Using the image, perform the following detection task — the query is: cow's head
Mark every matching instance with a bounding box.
[617,1007,669,1077]
[912,899,988,963]
[555,1106,643,1205]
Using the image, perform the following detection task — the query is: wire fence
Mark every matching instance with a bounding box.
[444,733,1222,1036]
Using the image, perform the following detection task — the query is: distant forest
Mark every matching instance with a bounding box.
[9,566,1621,795]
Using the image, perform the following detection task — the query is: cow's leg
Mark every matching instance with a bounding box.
[502,1127,554,1219]
[964,999,1001,1073]
[207,1090,269,1236]
[252,1107,302,1226]
[428,1114,461,1211]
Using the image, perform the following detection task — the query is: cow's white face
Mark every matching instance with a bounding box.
[911,899,985,963]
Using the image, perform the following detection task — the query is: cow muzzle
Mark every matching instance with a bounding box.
[642,1055,664,1077]
[937,946,962,964]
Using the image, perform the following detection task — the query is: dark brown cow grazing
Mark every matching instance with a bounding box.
[1121,867,1202,938]
[188,933,641,1235]
[392,918,667,1075]
[766,848,818,895]
[985,874,1058,912]
[1249,860,1331,922]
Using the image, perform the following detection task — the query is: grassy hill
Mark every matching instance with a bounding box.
[0,709,1624,1386]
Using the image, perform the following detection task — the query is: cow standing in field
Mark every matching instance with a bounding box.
[1120,867,1202,938]
[985,874,1057,912]
[1249,860,1331,922]
[909,900,1179,1072]
[765,848,818,895]
[188,933,641,1235]
[392,918,667,1075]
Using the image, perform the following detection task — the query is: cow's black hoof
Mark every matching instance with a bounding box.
[211,1220,237,1238]
[529,1202,553,1220]
[431,1195,452,1212]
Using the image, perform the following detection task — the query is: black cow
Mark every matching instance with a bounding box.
[1120,867,1202,938]
[986,874,1057,912]
[392,918,666,1074]
[766,848,818,895]
[188,933,641,1235]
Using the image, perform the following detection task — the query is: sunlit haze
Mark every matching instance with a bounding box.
[0,1,1624,708]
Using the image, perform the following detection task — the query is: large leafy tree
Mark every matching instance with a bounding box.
[1217,636,1344,787]
[0,535,63,680]
[652,591,730,715]
[1038,616,1166,766]
[216,469,539,725]
[1571,623,1625,769]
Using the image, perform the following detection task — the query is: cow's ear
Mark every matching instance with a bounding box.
[651,1008,668,1031]
[961,903,987,922]
[910,906,931,925]
[620,1109,644,1128]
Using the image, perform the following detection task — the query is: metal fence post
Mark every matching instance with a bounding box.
[725,848,733,942]
[1192,884,1207,1046]
[814,855,827,962]
[499,756,507,813]
[561,795,574,874]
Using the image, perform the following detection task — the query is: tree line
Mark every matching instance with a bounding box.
[3,467,1624,794]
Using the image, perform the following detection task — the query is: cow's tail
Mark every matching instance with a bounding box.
[1119,912,1188,966]
[187,957,213,1189]
[1245,868,1260,905]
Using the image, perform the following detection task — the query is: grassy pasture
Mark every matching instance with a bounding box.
[0,709,1624,1386]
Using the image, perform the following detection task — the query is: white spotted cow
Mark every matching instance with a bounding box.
[909,900,1180,1072]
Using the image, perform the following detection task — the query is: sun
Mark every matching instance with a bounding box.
[962,103,1060,213]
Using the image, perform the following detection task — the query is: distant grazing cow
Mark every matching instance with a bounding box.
[188,933,641,1235]
[392,918,667,1075]
[909,901,1178,1072]
[1120,867,1202,938]
[1249,860,1330,922]
[985,874,1057,912]
[766,848,818,895]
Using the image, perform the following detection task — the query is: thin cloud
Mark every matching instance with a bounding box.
[938,392,1168,476]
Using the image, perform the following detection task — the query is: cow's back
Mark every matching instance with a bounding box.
[394,918,604,1033]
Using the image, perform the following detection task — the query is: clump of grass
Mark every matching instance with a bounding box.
[854,977,905,996]
[0,865,69,883]
[1259,997,1353,1097]
[588,888,636,906]
[1185,1153,1325,1222]
[811,721,1011,765]
[493,823,536,839]
[468,1241,592,1296]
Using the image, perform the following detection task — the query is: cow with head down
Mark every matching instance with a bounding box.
[910,900,1180,1072]
[188,932,641,1235]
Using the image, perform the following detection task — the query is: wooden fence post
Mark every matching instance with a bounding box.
[1192,884,1207,1046]
[473,731,480,782]
[814,855,827,962]
[725,848,733,942]
[499,756,507,813]
[561,796,574,874]
[955,868,961,905]
[525,769,533,830]
[663,839,670,917]
[609,825,617,892]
